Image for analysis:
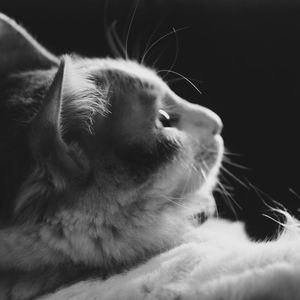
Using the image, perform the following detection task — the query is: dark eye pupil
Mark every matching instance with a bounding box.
[159,109,172,127]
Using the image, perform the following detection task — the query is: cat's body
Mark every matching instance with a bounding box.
[3,12,300,300]
[0,13,223,300]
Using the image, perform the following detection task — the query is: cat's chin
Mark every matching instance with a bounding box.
[170,135,223,208]
[197,134,224,177]
[182,136,223,217]
[193,134,224,195]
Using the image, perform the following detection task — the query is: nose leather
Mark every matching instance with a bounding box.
[178,101,223,142]
[185,102,223,136]
[164,91,223,142]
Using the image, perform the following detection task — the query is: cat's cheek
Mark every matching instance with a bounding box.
[160,127,187,146]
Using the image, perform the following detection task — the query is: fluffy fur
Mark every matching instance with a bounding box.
[39,217,300,300]
[2,12,298,300]
[0,13,222,300]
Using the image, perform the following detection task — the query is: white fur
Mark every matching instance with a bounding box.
[40,217,300,300]
[62,57,109,134]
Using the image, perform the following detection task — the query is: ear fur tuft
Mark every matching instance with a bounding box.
[30,57,87,176]
[61,58,109,135]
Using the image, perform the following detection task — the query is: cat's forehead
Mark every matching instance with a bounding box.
[76,58,167,94]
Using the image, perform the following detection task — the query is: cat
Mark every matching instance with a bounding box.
[0,13,223,300]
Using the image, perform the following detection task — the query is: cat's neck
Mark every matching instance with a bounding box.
[41,200,195,271]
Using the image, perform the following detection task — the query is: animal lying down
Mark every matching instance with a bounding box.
[0,12,300,300]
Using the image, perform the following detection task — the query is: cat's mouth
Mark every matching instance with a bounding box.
[195,134,224,178]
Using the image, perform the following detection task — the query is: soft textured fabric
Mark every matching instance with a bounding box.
[41,218,300,300]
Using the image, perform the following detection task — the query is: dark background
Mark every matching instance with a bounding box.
[1,0,300,239]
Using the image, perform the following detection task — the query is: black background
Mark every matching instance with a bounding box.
[1,0,300,239]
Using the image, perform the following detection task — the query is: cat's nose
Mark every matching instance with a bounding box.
[164,91,222,138]
[183,102,223,136]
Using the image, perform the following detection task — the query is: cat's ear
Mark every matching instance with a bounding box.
[0,13,59,77]
[30,57,88,177]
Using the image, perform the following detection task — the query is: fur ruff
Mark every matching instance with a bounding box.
[40,215,300,300]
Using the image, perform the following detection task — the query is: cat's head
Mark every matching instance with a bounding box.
[0,13,223,225]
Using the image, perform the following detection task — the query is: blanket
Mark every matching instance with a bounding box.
[40,218,300,300]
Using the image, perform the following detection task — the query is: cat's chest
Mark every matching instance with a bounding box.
[42,207,190,269]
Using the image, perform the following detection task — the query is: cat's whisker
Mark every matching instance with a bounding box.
[178,160,199,202]
[166,77,203,87]
[106,27,119,58]
[161,27,179,80]
[248,182,272,210]
[222,157,250,170]
[223,148,244,157]
[158,69,203,96]
[141,26,189,65]
[199,166,207,181]
[203,160,241,214]
[190,161,200,174]
[289,188,300,200]
[125,0,140,60]
[165,198,189,209]
[160,194,191,210]
[214,205,220,219]
[246,181,296,228]
[246,180,287,213]
[217,182,239,220]
[131,32,145,63]
[199,144,220,155]
[109,21,127,58]
[201,160,209,172]
[103,0,126,59]
[166,195,187,201]
[221,166,248,189]
[103,0,115,56]
[219,176,242,210]
[166,78,184,86]
[217,178,235,191]
[200,160,222,218]
[150,47,168,70]
[140,20,163,64]
[262,213,289,229]
[201,160,213,183]
[180,163,195,198]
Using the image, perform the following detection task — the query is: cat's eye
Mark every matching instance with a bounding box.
[158,109,172,127]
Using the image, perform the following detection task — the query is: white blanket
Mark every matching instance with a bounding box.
[40,218,300,300]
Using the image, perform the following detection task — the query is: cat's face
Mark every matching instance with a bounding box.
[0,13,223,222]
[72,58,223,213]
